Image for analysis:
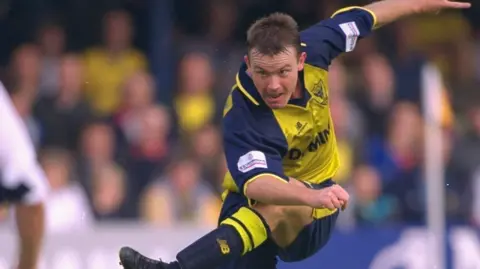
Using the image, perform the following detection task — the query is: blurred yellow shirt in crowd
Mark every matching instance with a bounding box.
[408,13,471,80]
[83,48,147,115]
[334,140,353,184]
[175,94,215,133]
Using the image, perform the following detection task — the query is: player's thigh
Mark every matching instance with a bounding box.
[278,209,339,262]
[252,203,314,248]
[218,239,278,269]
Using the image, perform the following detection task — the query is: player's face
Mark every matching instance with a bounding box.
[246,47,306,109]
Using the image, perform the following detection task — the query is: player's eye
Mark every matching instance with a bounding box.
[279,70,290,76]
[256,70,268,77]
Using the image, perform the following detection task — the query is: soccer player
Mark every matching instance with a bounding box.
[0,82,49,269]
[119,0,470,268]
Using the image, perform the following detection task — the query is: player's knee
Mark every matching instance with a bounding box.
[220,207,270,254]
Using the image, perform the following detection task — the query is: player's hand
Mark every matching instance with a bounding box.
[306,185,349,211]
[416,0,471,14]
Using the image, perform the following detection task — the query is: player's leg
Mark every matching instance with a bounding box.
[278,180,340,262]
[221,238,278,269]
[251,178,321,248]
[1,161,49,269]
[120,203,273,269]
[15,202,46,269]
[119,179,316,269]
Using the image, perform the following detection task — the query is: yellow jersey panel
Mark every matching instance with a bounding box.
[272,64,339,183]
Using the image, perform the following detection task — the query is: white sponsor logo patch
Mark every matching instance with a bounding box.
[339,21,360,52]
[237,151,267,173]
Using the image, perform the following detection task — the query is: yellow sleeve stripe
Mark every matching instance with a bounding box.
[236,73,260,106]
[331,6,378,29]
[243,173,288,197]
[243,173,288,206]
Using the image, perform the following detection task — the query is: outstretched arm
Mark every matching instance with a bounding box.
[300,0,471,69]
[365,0,471,28]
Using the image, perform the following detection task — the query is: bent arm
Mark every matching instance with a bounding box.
[244,175,313,206]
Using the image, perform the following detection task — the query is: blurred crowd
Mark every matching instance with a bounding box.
[0,0,479,233]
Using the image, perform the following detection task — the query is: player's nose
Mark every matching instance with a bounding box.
[266,76,281,90]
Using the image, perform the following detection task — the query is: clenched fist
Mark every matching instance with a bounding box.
[305,184,349,211]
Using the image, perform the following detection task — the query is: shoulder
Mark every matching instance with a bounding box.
[223,88,273,134]
[300,7,376,69]
[222,88,288,155]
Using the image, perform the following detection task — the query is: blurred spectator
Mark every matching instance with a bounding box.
[9,44,41,97]
[7,44,42,144]
[124,104,172,217]
[366,102,423,184]
[90,163,127,220]
[39,148,93,233]
[8,44,42,145]
[140,154,220,227]
[206,0,238,45]
[453,105,480,225]
[372,103,425,223]
[355,52,395,138]
[453,106,480,184]
[113,70,156,152]
[189,124,224,192]
[77,121,118,198]
[404,13,472,83]
[35,21,66,97]
[329,60,364,184]
[442,129,471,223]
[174,52,217,135]
[83,9,147,116]
[9,86,41,147]
[352,165,397,226]
[33,54,93,151]
[203,0,245,97]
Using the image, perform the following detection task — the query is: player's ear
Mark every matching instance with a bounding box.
[297,52,307,71]
[244,55,251,69]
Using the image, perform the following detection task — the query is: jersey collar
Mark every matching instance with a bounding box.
[236,62,263,106]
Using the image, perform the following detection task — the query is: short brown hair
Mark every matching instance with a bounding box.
[247,12,301,56]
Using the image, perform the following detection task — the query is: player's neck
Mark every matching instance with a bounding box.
[291,81,303,99]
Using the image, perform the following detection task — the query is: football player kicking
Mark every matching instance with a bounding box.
[119,0,471,268]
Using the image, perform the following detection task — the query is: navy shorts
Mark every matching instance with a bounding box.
[218,179,339,269]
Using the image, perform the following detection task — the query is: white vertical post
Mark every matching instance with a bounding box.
[421,63,446,269]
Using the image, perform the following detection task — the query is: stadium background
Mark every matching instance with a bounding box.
[0,0,479,268]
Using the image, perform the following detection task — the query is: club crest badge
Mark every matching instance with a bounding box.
[311,79,328,106]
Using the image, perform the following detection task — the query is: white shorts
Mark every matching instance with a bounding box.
[0,82,49,205]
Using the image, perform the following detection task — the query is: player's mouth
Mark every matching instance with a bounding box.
[265,92,283,102]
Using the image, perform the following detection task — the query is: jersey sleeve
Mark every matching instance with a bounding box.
[300,7,376,69]
[223,105,288,195]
